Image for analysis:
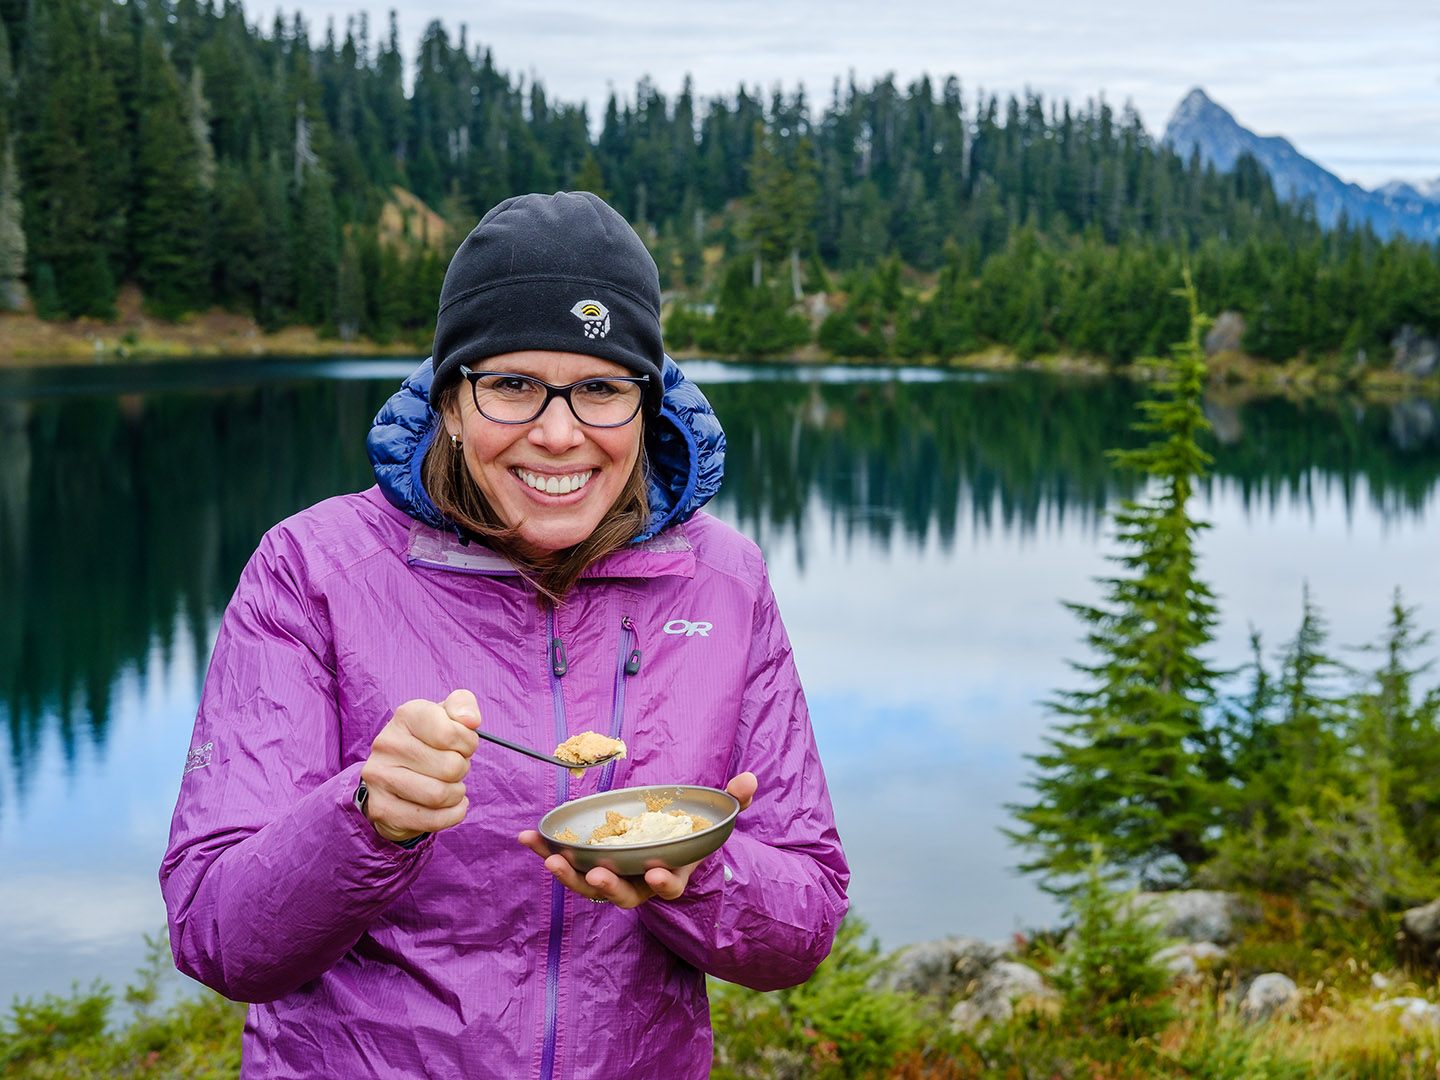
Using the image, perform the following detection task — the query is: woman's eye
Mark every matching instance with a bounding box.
[577,381,619,398]
[488,377,534,395]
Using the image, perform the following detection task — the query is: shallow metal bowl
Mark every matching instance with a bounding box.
[538,784,740,876]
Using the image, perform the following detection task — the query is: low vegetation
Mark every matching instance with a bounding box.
[8,890,1440,1080]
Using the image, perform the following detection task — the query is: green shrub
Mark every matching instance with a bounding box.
[0,932,245,1079]
[711,916,924,1079]
[0,981,112,1069]
[1040,847,1177,1040]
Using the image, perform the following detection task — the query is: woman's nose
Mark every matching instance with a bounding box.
[528,396,586,452]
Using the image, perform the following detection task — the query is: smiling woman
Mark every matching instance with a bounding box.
[427,351,649,594]
[159,191,849,1080]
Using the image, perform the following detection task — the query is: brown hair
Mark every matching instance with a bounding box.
[421,381,651,604]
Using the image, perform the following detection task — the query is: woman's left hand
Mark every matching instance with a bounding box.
[518,772,756,909]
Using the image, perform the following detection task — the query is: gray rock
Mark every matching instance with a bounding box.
[947,961,1057,1033]
[1371,997,1440,1030]
[872,936,1005,1000]
[1128,890,1255,944]
[1399,896,1440,966]
[1154,941,1228,978]
[1389,399,1436,451]
[1239,973,1298,1023]
[1391,325,1439,378]
[1203,400,1244,445]
[1204,311,1246,356]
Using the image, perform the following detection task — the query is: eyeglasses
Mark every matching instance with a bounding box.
[458,367,649,428]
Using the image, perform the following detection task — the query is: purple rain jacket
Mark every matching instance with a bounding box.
[160,358,850,1080]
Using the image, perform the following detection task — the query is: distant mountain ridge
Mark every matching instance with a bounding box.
[1161,88,1440,242]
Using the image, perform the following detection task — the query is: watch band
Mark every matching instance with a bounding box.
[354,779,427,849]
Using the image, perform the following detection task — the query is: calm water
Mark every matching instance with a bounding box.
[2,357,1438,1006]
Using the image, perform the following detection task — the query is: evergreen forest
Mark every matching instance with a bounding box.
[2,0,1439,369]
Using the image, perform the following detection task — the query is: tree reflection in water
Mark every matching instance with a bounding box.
[0,362,1436,806]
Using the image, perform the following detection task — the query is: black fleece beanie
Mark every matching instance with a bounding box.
[429,191,665,415]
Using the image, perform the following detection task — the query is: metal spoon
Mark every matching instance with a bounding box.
[475,728,621,770]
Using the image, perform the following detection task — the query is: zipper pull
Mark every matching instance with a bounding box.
[550,636,568,677]
[620,615,640,674]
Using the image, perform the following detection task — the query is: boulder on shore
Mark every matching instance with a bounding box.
[1238,972,1299,1023]
[1126,890,1256,944]
[1154,941,1228,978]
[1391,325,1439,378]
[872,936,1006,1000]
[1398,896,1440,967]
[1204,311,1246,356]
[1371,997,1440,1030]
[947,961,1058,1033]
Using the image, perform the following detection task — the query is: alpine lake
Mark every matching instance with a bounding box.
[1,356,1437,1007]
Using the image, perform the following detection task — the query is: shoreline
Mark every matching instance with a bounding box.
[3,308,1437,401]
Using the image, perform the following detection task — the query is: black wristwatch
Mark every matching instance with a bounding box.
[354,779,427,849]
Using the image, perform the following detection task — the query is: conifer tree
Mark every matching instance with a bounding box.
[132,28,210,317]
[211,160,264,312]
[293,171,339,329]
[1042,846,1176,1040]
[1008,276,1222,891]
[334,232,365,342]
[0,15,24,311]
[1376,594,1440,866]
[254,152,295,329]
[1204,590,1438,913]
[17,0,124,316]
[742,123,819,299]
[0,140,24,311]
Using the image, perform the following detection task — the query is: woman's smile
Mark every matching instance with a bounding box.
[512,467,597,496]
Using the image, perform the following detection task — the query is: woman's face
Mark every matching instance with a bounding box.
[444,350,644,555]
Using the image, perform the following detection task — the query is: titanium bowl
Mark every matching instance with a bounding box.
[538,784,740,876]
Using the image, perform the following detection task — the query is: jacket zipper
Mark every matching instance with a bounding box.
[539,609,640,1079]
[540,606,569,1080]
[599,615,639,793]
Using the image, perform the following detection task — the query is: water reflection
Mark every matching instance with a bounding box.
[1,361,1437,802]
[0,374,391,805]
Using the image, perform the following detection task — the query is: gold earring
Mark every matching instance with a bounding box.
[449,432,460,449]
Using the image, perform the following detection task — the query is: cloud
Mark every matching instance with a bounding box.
[283,0,1439,184]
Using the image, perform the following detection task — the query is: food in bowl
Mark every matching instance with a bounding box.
[555,792,713,846]
[591,808,713,845]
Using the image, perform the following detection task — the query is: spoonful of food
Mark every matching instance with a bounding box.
[476,729,626,776]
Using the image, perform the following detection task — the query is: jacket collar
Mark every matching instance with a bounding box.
[405,516,697,580]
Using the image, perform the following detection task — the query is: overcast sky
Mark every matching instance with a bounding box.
[277,0,1440,190]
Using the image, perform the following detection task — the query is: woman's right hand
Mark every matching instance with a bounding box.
[359,689,483,843]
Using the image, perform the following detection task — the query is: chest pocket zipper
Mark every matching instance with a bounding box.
[600,615,639,792]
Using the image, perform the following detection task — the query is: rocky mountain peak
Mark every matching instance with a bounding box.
[1159,87,1440,241]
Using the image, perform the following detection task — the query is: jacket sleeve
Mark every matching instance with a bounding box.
[636,565,850,990]
[159,528,430,1003]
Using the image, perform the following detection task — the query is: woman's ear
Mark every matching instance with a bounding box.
[439,396,462,442]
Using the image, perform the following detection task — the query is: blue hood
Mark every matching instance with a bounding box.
[367,357,725,542]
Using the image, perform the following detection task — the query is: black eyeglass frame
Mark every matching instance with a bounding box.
[457,366,650,428]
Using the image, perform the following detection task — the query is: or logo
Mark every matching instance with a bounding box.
[570,299,611,340]
[663,619,713,637]
[183,741,214,775]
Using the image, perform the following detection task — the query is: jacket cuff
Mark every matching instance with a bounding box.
[342,762,434,860]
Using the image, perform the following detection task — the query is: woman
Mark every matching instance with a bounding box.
[161,191,849,1079]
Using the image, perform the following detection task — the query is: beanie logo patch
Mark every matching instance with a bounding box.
[570,299,611,340]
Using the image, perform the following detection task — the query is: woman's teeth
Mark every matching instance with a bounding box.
[516,469,594,495]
